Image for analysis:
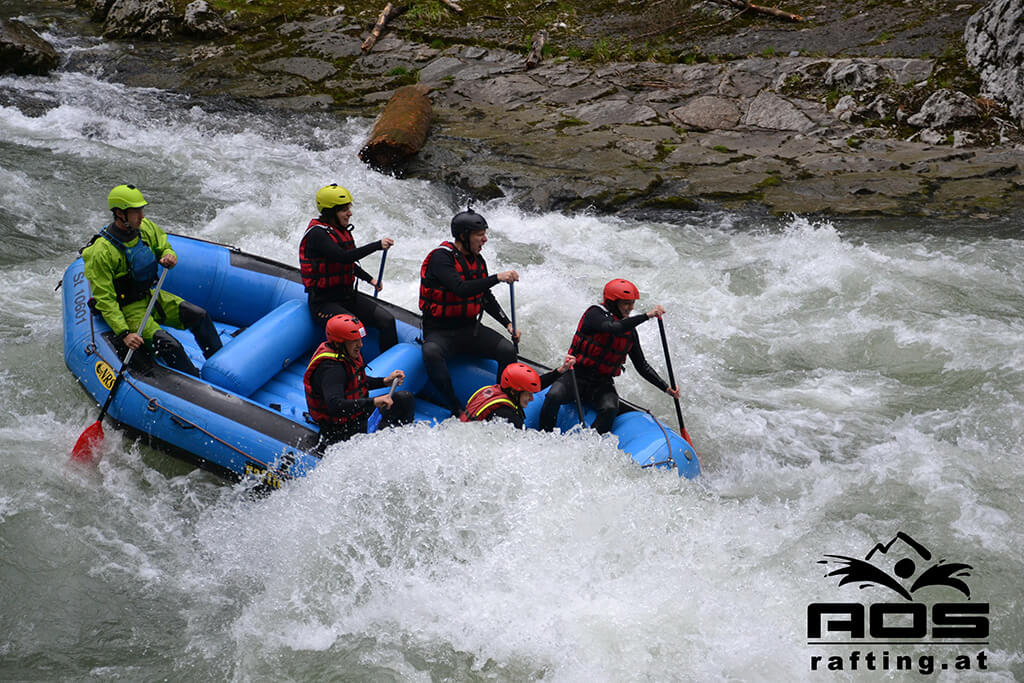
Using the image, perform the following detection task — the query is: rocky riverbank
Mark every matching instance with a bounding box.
[4,0,1024,218]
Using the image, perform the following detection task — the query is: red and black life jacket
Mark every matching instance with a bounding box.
[299,219,357,292]
[459,384,519,422]
[303,342,368,427]
[568,304,634,378]
[418,241,488,319]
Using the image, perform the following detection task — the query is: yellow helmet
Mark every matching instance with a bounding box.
[107,184,148,210]
[315,184,354,211]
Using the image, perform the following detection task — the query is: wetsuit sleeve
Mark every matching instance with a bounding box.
[317,363,376,418]
[483,290,511,327]
[82,241,131,336]
[489,404,525,429]
[366,375,386,391]
[538,369,562,390]
[307,228,382,265]
[427,250,501,298]
[143,219,175,260]
[356,265,373,282]
[628,333,669,392]
[579,307,648,336]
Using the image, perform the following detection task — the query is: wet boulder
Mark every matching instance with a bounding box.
[103,0,177,40]
[0,19,60,76]
[182,0,229,38]
[965,0,1024,126]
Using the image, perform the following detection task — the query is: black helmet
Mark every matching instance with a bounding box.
[451,208,488,241]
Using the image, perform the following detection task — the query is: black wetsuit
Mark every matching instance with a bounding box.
[420,247,516,415]
[303,227,398,351]
[309,359,415,445]
[539,307,668,434]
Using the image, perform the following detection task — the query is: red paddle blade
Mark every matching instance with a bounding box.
[70,420,104,464]
[682,427,696,450]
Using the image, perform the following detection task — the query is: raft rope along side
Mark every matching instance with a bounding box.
[121,375,297,483]
[639,408,677,469]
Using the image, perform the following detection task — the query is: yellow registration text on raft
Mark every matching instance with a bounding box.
[94,360,116,391]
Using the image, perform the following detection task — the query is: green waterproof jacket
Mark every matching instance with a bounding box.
[81,218,175,337]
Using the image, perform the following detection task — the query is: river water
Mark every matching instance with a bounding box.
[1,6,1023,682]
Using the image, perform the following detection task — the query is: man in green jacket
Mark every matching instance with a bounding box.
[81,184,222,376]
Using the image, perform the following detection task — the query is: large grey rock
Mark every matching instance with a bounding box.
[876,58,934,85]
[907,89,982,128]
[540,84,615,106]
[669,96,741,131]
[0,19,60,76]
[257,57,337,83]
[669,63,723,96]
[452,74,546,106]
[743,92,815,132]
[569,98,657,127]
[823,60,886,91]
[965,0,1024,126]
[533,63,591,88]
[717,59,773,98]
[418,56,464,83]
[103,0,177,40]
[182,0,228,38]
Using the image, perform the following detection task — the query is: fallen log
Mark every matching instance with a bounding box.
[358,84,433,171]
[707,0,803,22]
[525,29,547,70]
[361,3,407,54]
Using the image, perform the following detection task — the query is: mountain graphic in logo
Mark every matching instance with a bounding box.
[818,532,974,600]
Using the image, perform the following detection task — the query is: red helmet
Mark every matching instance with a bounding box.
[325,314,366,343]
[500,363,542,393]
[603,278,639,302]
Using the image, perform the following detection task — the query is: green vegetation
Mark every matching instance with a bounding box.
[555,116,587,131]
[405,0,449,27]
[654,141,677,161]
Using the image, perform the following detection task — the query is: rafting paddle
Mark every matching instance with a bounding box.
[509,281,519,356]
[373,248,387,299]
[366,376,398,433]
[71,268,169,465]
[568,366,585,426]
[656,315,694,448]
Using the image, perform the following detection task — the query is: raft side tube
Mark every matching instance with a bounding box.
[164,237,307,327]
[200,299,319,397]
[366,342,430,396]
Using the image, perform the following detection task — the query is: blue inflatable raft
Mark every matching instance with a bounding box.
[61,234,700,487]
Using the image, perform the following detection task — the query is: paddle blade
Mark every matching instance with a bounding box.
[70,420,104,464]
[366,408,383,433]
[681,427,696,450]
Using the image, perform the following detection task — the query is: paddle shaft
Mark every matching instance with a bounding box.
[656,316,687,435]
[508,281,519,356]
[96,268,169,423]
[373,249,387,299]
[569,366,585,425]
